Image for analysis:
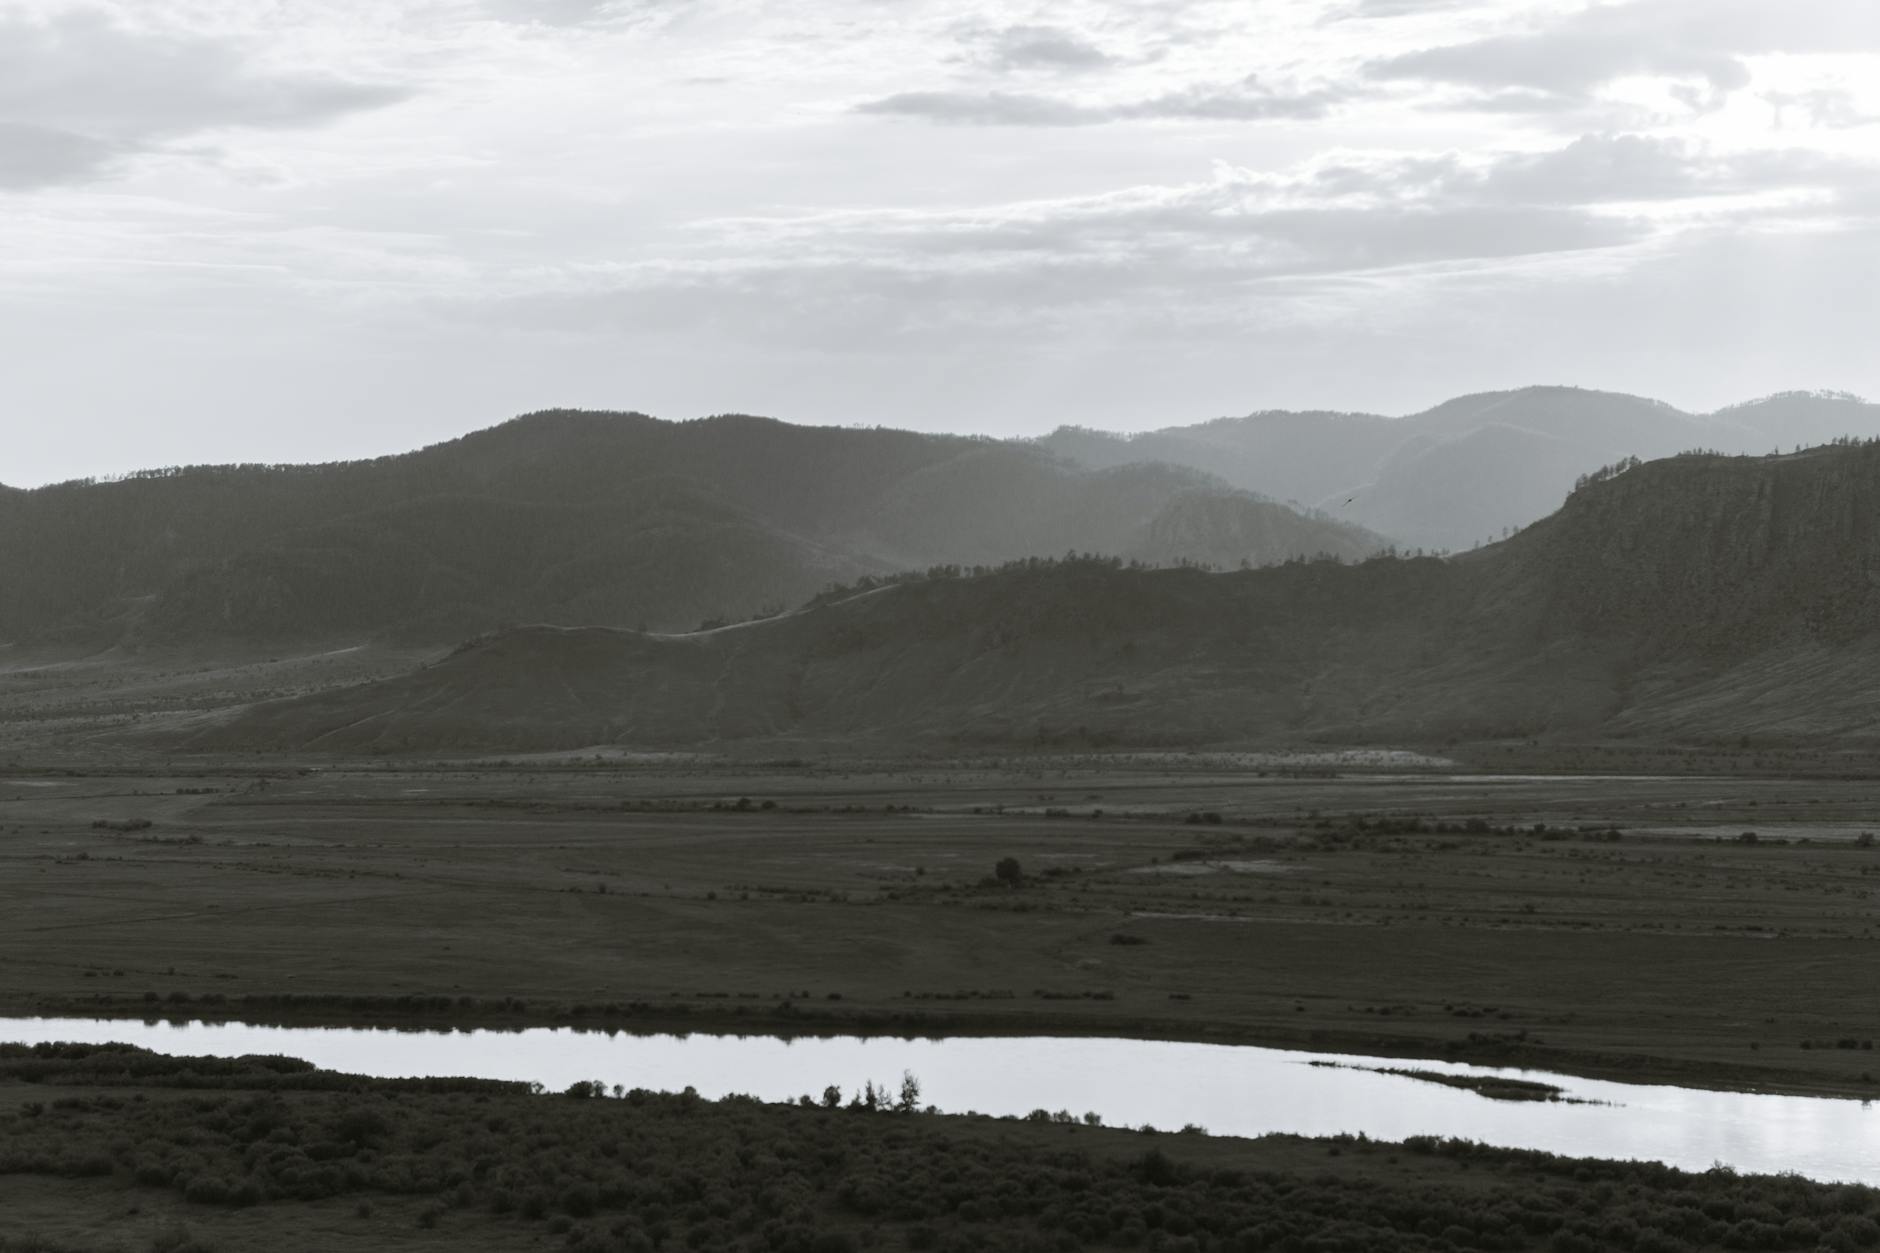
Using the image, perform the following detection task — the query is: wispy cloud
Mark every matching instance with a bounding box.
[857,75,1347,127]
[479,0,701,31]
[1370,0,1880,113]
[0,8,408,190]
[480,127,1877,357]
[974,24,1117,73]
[1766,88,1880,132]
[1331,0,1486,18]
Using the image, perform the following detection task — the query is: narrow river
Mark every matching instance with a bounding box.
[6,1017,1875,1184]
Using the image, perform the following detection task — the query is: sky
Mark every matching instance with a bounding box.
[2,0,1878,485]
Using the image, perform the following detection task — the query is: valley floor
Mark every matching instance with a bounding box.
[2,759,1878,1098]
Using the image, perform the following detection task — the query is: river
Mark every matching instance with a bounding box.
[5,1017,1874,1184]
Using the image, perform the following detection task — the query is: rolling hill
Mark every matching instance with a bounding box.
[1038,388,1880,553]
[0,411,1381,649]
[189,439,1880,753]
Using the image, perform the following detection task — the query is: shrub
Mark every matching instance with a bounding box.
[182,1175,234,1205]
[1137,1149,1177,1186]
[148,1224,215,1253]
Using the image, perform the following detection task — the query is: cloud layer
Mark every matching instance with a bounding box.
[857,75,1346,126]
[0,0,1876,484]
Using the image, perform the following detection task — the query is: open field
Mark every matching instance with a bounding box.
[0,645,435,758]
[3,759,1878,1097]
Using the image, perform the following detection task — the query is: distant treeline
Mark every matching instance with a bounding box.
[804,548,1419,613]
[1572,437,1880,496]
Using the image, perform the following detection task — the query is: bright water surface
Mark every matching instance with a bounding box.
[5,1018,1875,1185]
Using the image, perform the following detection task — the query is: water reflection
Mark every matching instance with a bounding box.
[4,1017,1874,1184]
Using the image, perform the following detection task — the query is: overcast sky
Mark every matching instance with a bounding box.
[3,0,1878,484]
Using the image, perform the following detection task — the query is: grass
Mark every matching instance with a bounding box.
[1,759,1879,1096]
[3,1045,1879,1252]
[1307,1062,1578,1103]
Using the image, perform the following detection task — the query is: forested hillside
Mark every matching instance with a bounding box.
[0,411,1381,647]
[192,440,1880,752]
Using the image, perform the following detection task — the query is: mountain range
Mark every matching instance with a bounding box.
[0,411,1379,649]
[1038,387,1880,552]
[190,438,1880,753]
[13,387,1877,654]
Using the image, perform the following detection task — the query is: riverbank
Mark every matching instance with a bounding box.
[10,1012,1878,1182]
[2,1045,1876,1253]
[5,989,1876,1103]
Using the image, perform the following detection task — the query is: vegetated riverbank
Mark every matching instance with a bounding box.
[5,990,1875,1104]
[2,1044,1877,1253]
[1306,1062,1582,1103]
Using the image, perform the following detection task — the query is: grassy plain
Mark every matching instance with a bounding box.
[2,756,1878,1096]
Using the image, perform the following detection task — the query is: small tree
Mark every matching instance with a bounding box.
[897,1070,921,1113]
[995,857,1023,886]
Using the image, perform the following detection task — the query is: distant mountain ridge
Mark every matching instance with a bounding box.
[191,439,1880,752]
[0,411,1381,648]
[1037,387,1880,552]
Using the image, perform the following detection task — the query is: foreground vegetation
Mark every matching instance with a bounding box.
[3,1045,1878,1253]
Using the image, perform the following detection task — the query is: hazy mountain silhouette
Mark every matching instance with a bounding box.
[1038,387,1880,552]
[191,438,1880,752]
[0,411,1380,648]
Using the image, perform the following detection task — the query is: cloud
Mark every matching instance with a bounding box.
[474,199,1639,369]
[479,0,694,29]
[0,9,408,190]
[478,126,1880,359]
[1370,0,1880,113]
[1767,89,1880,132]
[500,154,1635,325]
[481,0,619,25]
[1332,0,1482,17]
[1480,134,1725,204]
[856,75,1346,127]
[1134,78,1348,121]
[1372,25,1746,110]
[0,122,118,191]
[978,24,1115,73]
[1485,135,1873,208]
[1300,134,1875,215]
[858,91,1094,127]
